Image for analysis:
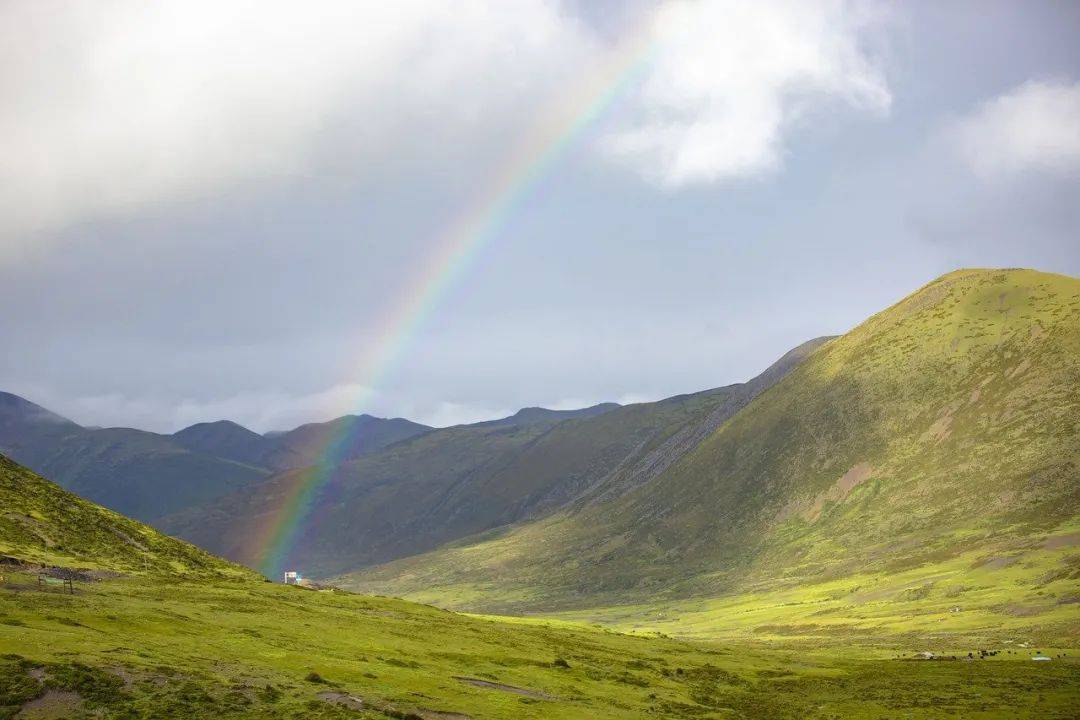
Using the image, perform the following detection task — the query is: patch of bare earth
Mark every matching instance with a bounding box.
[316,691,365,711]
[1007,358,1031,379]
[453,676,557,700]
[1044,532,1080,549]
[974,556,1019,570]
[925,408,954,443]
[110,528,148,552]
[802,462,873,521]
[994,604,1046,617]
[16,690,83,719]
[418,710,472,720]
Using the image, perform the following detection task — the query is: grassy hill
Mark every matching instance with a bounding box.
[2,453,1077,719]
[0,454,249,578]
[159,340,826,577]
[33,427,271,522]
[338,269,1080,647]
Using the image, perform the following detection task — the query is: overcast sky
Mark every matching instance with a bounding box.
[2,0,1078,433]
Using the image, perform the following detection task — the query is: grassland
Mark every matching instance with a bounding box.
[3,571,1079,719]
[2,450,1078,718]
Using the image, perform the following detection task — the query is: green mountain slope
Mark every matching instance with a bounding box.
[3,453,1077,719]
[0,454,249,578]
[158,340,826,577]
[32,427,270,522]
[339,269,1080,644]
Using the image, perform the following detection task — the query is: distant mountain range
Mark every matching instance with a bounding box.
[4,268,1077,649]
[0,340,831,577]
[0,387,625,531]
[157,337,829,575]
[0,392,432,521]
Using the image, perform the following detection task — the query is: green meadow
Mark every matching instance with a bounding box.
[2,571,1079,720]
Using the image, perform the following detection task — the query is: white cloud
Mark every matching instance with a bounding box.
[18,383,375,434]
[14,379,536,433]
[0,0,895,261]
[949,79,1080,179]
[603,0,892,186]
[0,0,591,258]
[413,402,516,428]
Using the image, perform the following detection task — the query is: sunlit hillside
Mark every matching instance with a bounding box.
[340,269,1080,648]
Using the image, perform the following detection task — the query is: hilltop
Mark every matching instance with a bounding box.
[338,269,1080,646]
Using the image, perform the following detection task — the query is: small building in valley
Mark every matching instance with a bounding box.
[283,571,301,585]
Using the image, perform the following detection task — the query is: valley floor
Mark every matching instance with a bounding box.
[2,572,1078,719]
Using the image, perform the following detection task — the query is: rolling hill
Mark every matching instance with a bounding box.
[337,269,1080,646]
[158,338,828,576]
[3,451,1077,719]
[0,453,249,578]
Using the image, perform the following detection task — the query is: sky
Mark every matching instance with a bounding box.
[1,0,1078,433]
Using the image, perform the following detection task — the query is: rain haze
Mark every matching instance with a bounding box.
[2,0,1078,433]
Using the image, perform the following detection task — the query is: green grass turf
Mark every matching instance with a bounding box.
[2,572,1078,719]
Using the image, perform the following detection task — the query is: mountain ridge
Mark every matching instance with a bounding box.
[336,268,1080,646]
[158,336,831,576]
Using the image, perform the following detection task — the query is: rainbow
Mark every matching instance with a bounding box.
[253,14,659,579]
